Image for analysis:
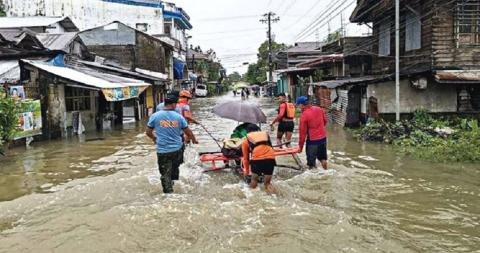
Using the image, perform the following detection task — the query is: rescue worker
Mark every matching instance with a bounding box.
[177,90,199,124]
[270,93,296,146]
[146,94,198,194]
[296,96,328,170]
[241,124,276,194]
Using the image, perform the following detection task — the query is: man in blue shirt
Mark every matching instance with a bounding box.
[146,95,198,194]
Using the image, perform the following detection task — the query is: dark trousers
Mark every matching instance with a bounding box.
[306,142,328,167]
[157,149,183,193]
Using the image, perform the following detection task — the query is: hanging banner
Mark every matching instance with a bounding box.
[14,100,42,140]
[8,85,26,101]
[101,86,148,102]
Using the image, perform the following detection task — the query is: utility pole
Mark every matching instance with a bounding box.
[395,0,400,121]
[260,12,280,95]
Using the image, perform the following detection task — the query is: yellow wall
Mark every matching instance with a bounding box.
[146,86,154,108]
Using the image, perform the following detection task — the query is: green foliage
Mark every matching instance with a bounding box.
[0,88,18,154]
[324,29,343,43]
[245,40,287,84]
[354,109,480,162]
[225,71,242,86]
[0,0,5,17]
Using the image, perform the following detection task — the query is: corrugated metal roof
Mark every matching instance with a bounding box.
[0,60,20,83]
[22,59,150,89]
[287,42,322,53]
[297,54,344,68]
[36,33,78,51]
[0,17,74,29]
[313,76,379,89]
[435,70,480,83]
[276,67,314,74]
[77,60,167,81]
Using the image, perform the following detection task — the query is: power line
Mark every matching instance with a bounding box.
[294,0,349,40]
[281,0,327,32]
[296,0,355,41]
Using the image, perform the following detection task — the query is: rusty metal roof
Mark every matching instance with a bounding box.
[435,70,480,83]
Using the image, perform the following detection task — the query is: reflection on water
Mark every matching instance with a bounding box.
[0,94,479,253]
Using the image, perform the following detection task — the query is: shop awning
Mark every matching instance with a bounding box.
[22,59,150,102]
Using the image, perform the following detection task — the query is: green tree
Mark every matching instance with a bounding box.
[0,0,6,17]
[245,40,287,84]
[324,29,342,43]
[0,88,18,154]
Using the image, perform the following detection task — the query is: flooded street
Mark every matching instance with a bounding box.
[0,95,479,253]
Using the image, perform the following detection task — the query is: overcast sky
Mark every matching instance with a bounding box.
[170,0,369,74]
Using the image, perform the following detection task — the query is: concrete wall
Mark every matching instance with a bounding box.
[135,32,166,73]
[87,45,136,70]
[79,23,136,46]
[367,79,458,114]
[47,84,97,137]
[4,0,164,34]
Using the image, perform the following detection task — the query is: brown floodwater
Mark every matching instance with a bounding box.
[0,95,478,253]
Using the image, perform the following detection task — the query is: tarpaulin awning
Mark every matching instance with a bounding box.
[173,58,185,80]
[435,70,480,84]
[22,59,150,102]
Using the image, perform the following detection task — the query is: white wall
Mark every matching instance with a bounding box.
[367,80,458,113]
[5,0,164,34]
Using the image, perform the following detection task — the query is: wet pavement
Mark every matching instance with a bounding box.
[0,94,479,253]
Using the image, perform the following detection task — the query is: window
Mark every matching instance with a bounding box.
[405,11,422,51]
[136,23,148,32]
[164,23,172,36]
[378,22,391,56]
[456,0,480,45]
[65,86,91,111]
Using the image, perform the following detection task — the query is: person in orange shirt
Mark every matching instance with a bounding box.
[242,124,276,194]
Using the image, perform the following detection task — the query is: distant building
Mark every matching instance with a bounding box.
[4,0,164,34]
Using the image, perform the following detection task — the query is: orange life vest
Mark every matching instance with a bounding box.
[279,102,296,119]
[246,131,272,152]
[177,99,192,119]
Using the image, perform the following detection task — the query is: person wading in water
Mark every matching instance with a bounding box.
[146,94,198,193]
[270,93,296,147]
[242,124,276,194]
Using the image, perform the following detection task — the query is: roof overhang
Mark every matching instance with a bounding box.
[313,76,386,89]
[297,54,344,68]
[435,70,480,84]
[276,67,314,74]
[22,59,151,101]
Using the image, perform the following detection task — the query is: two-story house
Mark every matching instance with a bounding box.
[154,2,193,86]
[350,0,480,116]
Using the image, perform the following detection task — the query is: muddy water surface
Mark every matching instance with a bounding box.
[0,95,479,253]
